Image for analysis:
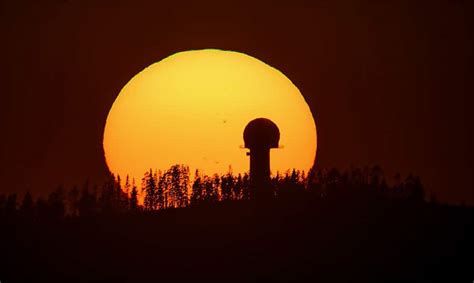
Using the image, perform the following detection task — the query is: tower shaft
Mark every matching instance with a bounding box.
[249,147,273,199]
[243,118,280,201]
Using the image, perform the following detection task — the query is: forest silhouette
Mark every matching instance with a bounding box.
[1,165,472,282]
[1,165,426,218]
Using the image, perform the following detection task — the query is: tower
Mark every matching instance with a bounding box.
[243,118,280,200]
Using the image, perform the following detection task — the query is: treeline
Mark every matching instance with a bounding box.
[0,165,425,220]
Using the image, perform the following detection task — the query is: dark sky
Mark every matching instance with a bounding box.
[1,0,472,204]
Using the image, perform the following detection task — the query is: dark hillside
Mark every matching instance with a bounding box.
[1,193,472,282]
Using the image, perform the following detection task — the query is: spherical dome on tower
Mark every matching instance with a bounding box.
[244,118,280,149]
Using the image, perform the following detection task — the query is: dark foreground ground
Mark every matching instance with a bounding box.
[1,194,472,282]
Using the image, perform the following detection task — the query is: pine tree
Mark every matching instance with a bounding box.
[233,174,243,200]
[407,175,424,202]
[202,176,214,203]
[369,165,383,189]
[79,183,97,217]
[20,192,35,219]
[271,172,281,196]
[5,193,17,217]
[221,169,234,201]
[129,178,139,211]
[123,175,131,211]
[191,170,203,205]
[48,186,65,219]
[168,166,180,208]
[116,175,122,208]
[393,172,402,195]
[143,169,157,210]
[212,174,221,202]
[67,186,80,217]
[156,170,165,209]
[100,174,116,214]
[162,165,190,208]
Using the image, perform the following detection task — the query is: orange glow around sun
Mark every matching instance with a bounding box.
[103,49,317,184]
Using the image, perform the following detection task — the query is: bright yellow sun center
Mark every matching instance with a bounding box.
[103,49,317,184]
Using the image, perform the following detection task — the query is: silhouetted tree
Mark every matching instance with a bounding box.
[166,164,189,208]
[47,186,65,220]
[407,175,424,202]
[78,184,97,217]
[350,167,364,188]
[124,175,131,210]
[241,173,250,200]
[393,172,403,196]
[316,168,329,197]
[202,175,219,203]
[232,173,244,200]
[143,169,157,210]
[67,185,80,217]
[369,165,383,189]
[340,171,350,188]
[100,174,118,214]
[221,168,234,201]
[112,174,130,212]
[5,193,17,217]
[276,169,305,198]
[20,192,35,219]
[3,164,430,218]
[116,175,123,210]
[379,178,388,194]
[36,197,48,219]
[155,170,166,209]
[129,178,139,211]
[191,170,203,205]
[306,167,317,190]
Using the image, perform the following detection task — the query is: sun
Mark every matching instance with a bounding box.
[103,49,317,184]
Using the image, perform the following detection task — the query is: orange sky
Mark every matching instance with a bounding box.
[1,1,472,204]
[103,49,317,184]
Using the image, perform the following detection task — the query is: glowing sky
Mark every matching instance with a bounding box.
[103,49,317,182]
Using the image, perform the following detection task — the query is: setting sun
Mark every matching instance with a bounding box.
[103,49,317,183]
